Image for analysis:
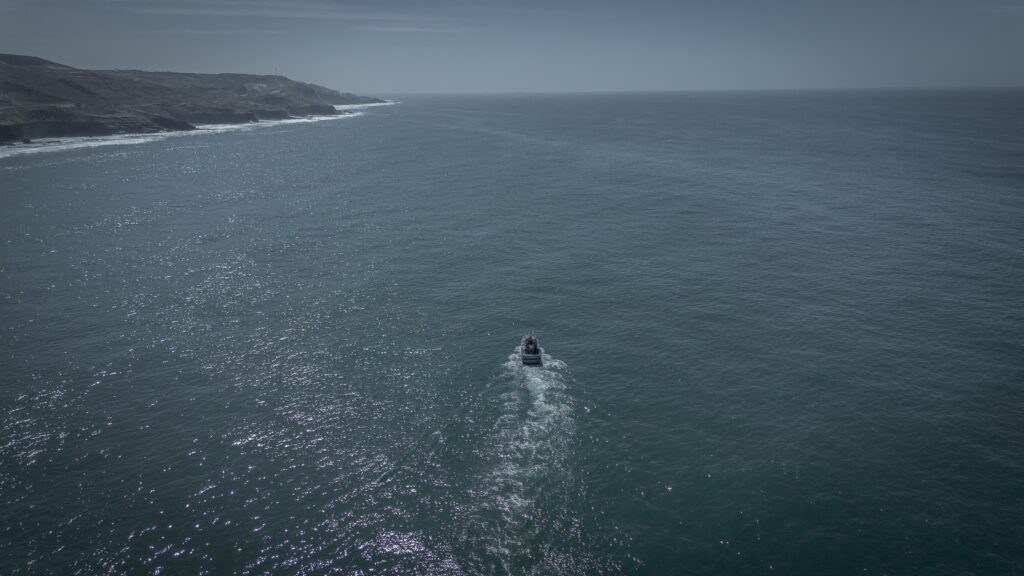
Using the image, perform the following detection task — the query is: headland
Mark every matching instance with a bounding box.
[0,54,384,143]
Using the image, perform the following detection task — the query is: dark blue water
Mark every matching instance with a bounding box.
[2,92,1023,575]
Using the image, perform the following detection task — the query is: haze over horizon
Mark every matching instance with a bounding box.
[2,0,1023,94]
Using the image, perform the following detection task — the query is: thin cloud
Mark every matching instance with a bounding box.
[964,0,1024,13]
[130,0,447,23]
[151,28,289,35]
[355,25,460,33]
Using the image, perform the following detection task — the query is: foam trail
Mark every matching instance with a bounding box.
[456,349,576,572]
[490,351,572,515]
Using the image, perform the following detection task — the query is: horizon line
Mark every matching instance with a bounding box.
[369,85,1024,97]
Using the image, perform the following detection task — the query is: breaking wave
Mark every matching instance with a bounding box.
[0,105,395,159]
[333,101,399,111]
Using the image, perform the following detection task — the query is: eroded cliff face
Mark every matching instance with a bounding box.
[0,54,383,142]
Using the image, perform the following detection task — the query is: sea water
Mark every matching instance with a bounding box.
[2,91,1023,574]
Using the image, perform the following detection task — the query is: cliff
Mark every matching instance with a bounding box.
[0,54,384,142]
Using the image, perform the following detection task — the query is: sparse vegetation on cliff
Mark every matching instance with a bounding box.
[0,54,384,142]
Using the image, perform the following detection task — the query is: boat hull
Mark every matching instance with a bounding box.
[521,348,543,365]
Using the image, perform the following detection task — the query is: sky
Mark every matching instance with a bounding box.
[1,0,1023,94]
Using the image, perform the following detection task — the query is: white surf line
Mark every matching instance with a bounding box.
[333,100,399,111]
[0,103,397,160]
[0,132,177,159]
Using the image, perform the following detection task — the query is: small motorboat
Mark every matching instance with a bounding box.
[520,334,543,366]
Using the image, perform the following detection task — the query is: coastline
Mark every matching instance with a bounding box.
[0,101,396,159]
[0,53,390,149]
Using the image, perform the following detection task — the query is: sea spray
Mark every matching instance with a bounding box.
[452,350,582,572]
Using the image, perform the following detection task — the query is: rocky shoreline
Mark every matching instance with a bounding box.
[0,54,384,143]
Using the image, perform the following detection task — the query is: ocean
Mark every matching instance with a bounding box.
[1,91,1023,575]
